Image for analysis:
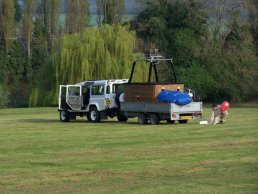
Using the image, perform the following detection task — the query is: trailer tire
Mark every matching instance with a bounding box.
[60,110,70,122]
[166,120,175,124]
[178,120,188,124]
[117,112,128,122]
[138,116,147,124]
[88,107,100,123]
[150,114,160,125]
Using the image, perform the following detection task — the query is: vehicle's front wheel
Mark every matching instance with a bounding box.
[88,107,100,123]
[60,110,70,122]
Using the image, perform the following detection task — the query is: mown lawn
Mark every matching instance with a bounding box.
[0,107,257,193]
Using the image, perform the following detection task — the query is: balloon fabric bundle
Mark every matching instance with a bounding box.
[157,90,192,106]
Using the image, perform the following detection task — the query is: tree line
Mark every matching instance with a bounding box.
[131,0,258,102]
[0,0,257,107]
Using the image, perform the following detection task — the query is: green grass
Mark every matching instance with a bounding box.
[0,107,257,193]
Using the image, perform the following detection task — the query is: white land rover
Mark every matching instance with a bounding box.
[58,79,128,122]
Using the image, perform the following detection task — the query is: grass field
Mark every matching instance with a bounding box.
[0,107,257,193]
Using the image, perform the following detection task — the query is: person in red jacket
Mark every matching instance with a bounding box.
[210,101,230,124]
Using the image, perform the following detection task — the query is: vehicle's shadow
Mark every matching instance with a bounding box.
[19,118,186,125]
[19,118,142,125]
[19,118,60,123]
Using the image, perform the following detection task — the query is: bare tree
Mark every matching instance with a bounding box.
[204,0,252,47]
[246,0,258,35]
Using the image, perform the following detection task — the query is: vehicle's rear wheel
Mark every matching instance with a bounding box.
[166,119,175,124]
[178,120,188,124]
[150,114,160,125]
[60,110,70,122]
[117,112,128,122]
[88,107,100,122]
[138,116,147,124]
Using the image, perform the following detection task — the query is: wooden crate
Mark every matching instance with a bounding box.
[124,83,185,102]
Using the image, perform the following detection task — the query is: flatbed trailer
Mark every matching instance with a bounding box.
[121,101,202,124]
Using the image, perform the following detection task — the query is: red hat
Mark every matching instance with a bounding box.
[221,101,230,112]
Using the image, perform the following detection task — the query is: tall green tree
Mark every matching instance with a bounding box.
[29,25,145,106]
[2,0,15,51]
[31,19,49,75]
[0,38,7,83]
[0,82,10,108]
[23,0,35,58]
[38,0,60,51]
[0,0,3,36]
[14,0,21,23]
[65,0,89,34]
[97,0,125,26]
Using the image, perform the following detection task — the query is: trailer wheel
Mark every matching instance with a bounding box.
[150,114,160,125]
[88,107,100,123]
[60,110,70,122]
[178,120,188,124]
[166,120,175,124]
[138,116,147,124]
[117,112,128,122]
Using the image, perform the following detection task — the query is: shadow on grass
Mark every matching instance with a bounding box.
[18,118,191,126]
[19,118,141,125]
[19,118,60,123]
[30,162,62,167]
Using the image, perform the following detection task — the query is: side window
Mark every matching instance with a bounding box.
[106,85,110,94]
[112,84,124,94]
[91,85,104,95]
[68,87,80,96]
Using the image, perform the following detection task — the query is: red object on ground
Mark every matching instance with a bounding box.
[221,101,230,112]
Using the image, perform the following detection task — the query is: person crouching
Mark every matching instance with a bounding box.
[210,101,230,124]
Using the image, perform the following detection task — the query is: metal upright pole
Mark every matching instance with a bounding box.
[148,62,153,83]
[153,63,159,82]
[128,61,136,83]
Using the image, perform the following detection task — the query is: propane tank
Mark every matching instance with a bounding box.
[221,101,230,113]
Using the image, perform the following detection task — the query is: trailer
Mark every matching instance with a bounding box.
[121,101,202,124]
